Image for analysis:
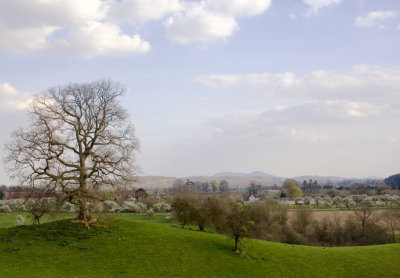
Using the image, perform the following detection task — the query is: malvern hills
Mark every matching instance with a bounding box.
[135,171,383,189]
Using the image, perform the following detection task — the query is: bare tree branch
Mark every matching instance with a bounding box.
[5,79,139,224]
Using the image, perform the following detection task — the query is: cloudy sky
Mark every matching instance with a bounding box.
[1,0,400,184]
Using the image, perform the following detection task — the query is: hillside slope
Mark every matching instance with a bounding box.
[0,219,399,277]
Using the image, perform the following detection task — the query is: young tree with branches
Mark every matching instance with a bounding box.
[6,79,139,227]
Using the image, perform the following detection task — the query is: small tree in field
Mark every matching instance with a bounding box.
[5,79,139,228]
[29,198,57,224]
[223,201,251,253]
[354,204,372,240]
[219,180,229,192]
[343,197,355,209]
[171,192,210,231]
[171,191,197,227]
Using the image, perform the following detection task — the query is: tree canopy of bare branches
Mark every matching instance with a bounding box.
[5,79,139,224]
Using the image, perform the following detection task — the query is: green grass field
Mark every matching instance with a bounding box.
[0,212,75,228]
[0,212,170,229]
[1,213,400,277]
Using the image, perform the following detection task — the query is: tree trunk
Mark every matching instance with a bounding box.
[199,224,205,232]
[234,235,239,253]
[72,196,96,229]
[361,218,366,239]
[77,198,91,221]
[391,227,395,243]
[76,196,93,229]
[76,161,93,228]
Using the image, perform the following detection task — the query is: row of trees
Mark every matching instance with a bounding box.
[171,193,400,251]
[0,197,171,224]
[280,179,400,202]
[299,194,400,208]
[288,208,399,246]
[292,180,397,197]
[172,179,229,193]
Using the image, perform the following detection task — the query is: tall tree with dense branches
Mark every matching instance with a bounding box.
[5,79,139,226]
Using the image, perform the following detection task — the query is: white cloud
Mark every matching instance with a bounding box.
[0,0,106,28]
[107,0,182,23]
[166,3,238,44]
[0,83,32,111]
[0,0,273,54]
[192,65,400,177]
[290,129,330,142]
[196,65,400,103]
[0,25,58,52]
[303,0,341,15]
[208,99,397,146]
[205,0,271,17]
[56,21,150,58]
[387,136,400,143]
[216,100,386,129]
[165,0,271,44]
[355,10,397,28]
[186,97,398,177]
[138,94,400,178]
[0,0,150,57]
[0,0,107,52]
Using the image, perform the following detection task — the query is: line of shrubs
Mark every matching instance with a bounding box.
[297,194,400,208]
[171,192,400,251]
[0,198,171,214]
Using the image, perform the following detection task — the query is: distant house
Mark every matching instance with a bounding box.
[240,193,264,203]
[248,195,260,203]
[116,189,135,200]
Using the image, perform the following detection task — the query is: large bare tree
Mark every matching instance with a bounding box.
[5,79,139,225]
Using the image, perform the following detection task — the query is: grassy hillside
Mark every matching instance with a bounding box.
[0,217,399,277]
[0,212,75,228]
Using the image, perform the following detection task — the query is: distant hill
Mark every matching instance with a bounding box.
[214,171,284,179]
[135,173,285,189]
[134,176,177,189]
[135,173,384,189]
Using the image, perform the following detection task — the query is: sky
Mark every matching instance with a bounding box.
[1,0,400,184]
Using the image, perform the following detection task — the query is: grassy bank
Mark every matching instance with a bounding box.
[0,217,399,277]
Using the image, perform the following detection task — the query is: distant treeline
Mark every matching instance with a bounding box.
[172,179,230,193]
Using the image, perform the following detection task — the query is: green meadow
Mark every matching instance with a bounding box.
[0,213,399,277]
